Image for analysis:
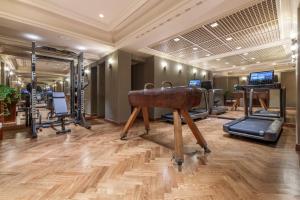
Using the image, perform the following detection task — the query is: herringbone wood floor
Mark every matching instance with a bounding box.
[0,115,299,200]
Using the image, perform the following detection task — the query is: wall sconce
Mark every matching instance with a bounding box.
[161,61,167,71]
[192,68,197,75]
[177,64,182,73]
[4,66,10,72]
[84,68,90,74]
[108,58,113,69]
[9,71,14,76]
[202,71,207,79]
[241,76,247,81]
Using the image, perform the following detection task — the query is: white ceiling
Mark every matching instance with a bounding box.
[20,0,148,30]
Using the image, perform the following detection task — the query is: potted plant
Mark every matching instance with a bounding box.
[0,85,20,123]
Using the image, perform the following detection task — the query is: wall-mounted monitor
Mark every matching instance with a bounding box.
[201,80,213,90]
[188,79,201,87]
[249,70,274,85]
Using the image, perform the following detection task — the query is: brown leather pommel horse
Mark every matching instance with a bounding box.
[121,83,210,168]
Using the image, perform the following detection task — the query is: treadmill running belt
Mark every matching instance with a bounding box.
[229,118,274,136]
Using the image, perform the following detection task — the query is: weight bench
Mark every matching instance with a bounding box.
[52,92,71,134]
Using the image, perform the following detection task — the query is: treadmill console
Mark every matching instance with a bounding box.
[249,70,274,85]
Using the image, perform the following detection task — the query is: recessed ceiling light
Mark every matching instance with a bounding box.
[251,57,256,60]
[210,22,219,28]
[174,38,180,42]
[272,62,276,65]
[77,46,86,51]
[241,67,246,70]
[216,58,221,61]
[205,54,210,57]
[235,46,242,50]
[226,37,233,41]
[23,33,42,41]
[256,61,261,64]
[225,62,229,65]
[99,13,104,18]
[232,65,236,67]
[193,47,198,51]
[243,52,248,56]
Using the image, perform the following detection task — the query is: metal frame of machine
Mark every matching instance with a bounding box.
[223,71,285,142]
[30,41,90,138]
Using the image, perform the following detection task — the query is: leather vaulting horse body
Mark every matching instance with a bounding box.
[121,84,210,170]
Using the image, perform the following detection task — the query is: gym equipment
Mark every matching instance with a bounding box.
[51,92,71,134]
[201,80,227,115]
[161,80,209,123]
[223,70,285,142]
[30,42,90,138]
[121,84,210,170]
[248,71,286,119]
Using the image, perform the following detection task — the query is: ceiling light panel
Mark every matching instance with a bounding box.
[181,27,215,44]
[206,45,231,54]
[150,38,193,53]
[204,0,278,37]
[198,39,224,49]
[170,47,208,59]
[205,55,249,69]
[245,45,289,63]
[148,0,280,69]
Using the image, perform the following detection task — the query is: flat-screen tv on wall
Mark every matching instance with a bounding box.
[189,79,201,87]
[249,70,274,85]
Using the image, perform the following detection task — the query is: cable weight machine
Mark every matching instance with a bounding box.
[30,41,90,138]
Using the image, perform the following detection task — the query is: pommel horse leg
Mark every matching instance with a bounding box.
[181,109,211,153]
[142,107,150,133]
[173,109,184,168]
[120,107,141,139]
[120,106,150,140]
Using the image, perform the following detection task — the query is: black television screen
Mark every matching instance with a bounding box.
[201,80,213,90]
[189,80,201,87]
[249,70,274,84]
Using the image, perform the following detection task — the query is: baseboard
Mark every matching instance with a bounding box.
[296,144,300,151]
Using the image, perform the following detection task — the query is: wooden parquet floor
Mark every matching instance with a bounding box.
[0,115,299,200]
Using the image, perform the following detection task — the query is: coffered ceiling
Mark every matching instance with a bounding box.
[147,0,294,74]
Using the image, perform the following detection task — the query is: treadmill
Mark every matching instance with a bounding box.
[223,70,284,142]
[249,74,285,119]
[201,81,227,115]
[161,80,209,123]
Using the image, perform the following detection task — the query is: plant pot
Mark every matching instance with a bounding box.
[4,102,17,122]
